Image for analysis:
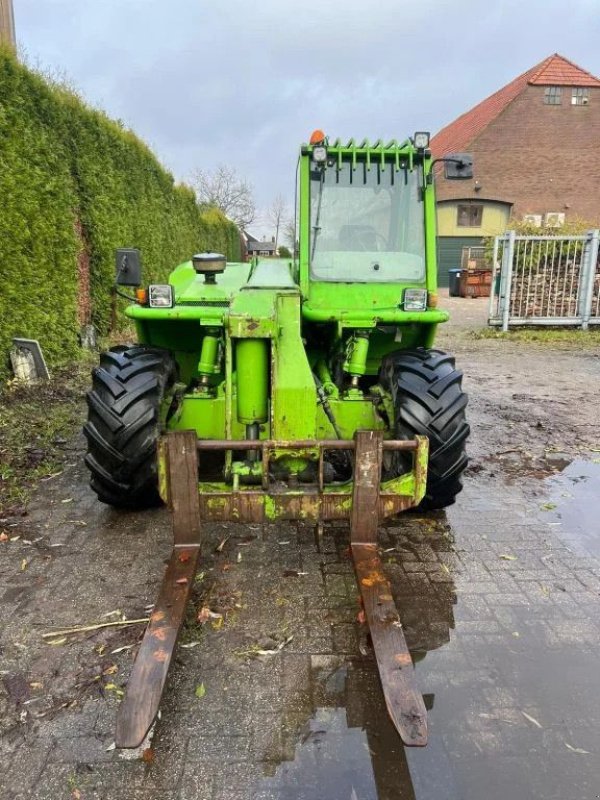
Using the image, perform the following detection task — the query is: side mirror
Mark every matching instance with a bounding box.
[115,248,142,287]
[444,153,474,180]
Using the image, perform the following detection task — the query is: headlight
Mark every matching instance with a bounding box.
[403,289,427,311]
[313,145,327,163]
[148,284,174,308]
[413,131,430,150]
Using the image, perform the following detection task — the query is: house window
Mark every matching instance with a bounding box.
[572,88,589,106]
[544,86,562,105]
[457,204,483,227]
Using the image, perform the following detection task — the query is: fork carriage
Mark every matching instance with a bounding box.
[116,430,429,749]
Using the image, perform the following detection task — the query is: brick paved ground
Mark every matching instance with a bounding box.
[1,297,600,799]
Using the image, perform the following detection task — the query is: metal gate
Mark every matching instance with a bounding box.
[488,230,600,330]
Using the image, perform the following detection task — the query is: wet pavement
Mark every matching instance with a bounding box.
[544,459,600,558]
[1,302,600,799]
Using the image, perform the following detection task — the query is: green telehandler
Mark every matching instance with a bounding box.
[84,131,471,749]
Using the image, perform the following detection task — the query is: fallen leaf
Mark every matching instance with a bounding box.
[0,532,8,543]
[499,554,517,561]
[256,635,294,656]
[103,664,118,676]
[110,645,134,655]
[71,789,81,800]
[196,606,222,624]
[195,683,206,699]
[540,502,557,511]
[61,498,73,504]
[104,683,118,691]
[142,747,155,764]
[20,558,28,572]
[180,641,202,649]
[178,551,191,563]
[196,607,211,624]
[565,742,590,754]
[521,711,542,729]
[357,609,366,625]
[237,551,242,563]
[175,577,188,585]
[211,617,224,631]
[29,682,43,690]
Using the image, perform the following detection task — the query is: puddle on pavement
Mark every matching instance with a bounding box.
[258,660,419,800]
[543,458,600,556]
[257,533,457,800]
[255,477,600,800]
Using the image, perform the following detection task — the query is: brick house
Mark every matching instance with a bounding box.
[431,53,600,286]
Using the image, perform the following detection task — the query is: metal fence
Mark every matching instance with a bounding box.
[488,230,600,330]
[460,246,487,270]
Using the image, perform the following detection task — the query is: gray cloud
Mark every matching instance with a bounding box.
[14,0,600,234]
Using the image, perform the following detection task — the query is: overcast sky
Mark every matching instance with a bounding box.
[14,0,600,237]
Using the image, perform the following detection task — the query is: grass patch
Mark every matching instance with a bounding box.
[0,354,95,515]
[469,327,600,346]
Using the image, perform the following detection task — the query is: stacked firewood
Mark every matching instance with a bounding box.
[510,260,582,318]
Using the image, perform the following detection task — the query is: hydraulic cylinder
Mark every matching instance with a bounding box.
[344,331,370,387]
[236,339,269,424]
[197,329,220,388]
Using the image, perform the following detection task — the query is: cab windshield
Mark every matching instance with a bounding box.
[309,160,425,282]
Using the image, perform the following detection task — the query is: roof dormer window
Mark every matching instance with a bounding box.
[544,86,562,105]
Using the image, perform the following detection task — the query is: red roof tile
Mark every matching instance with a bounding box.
[529,53,600,87]
[430,54,600,158]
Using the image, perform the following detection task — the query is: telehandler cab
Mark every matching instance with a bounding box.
[84,131,471,749]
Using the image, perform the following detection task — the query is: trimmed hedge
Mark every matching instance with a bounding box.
[0,50,240,378]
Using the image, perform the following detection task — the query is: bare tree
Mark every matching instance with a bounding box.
[193,165,256,229]
[268,194,289,250]
[283,217,297,249]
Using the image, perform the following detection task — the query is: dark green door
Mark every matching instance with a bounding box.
[437,236,483,288]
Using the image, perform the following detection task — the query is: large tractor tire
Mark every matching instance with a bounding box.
[84,346,177,509]
[381,348,469,510]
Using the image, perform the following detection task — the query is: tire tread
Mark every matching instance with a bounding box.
[383,348,469,510]
[83,346,176,508]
